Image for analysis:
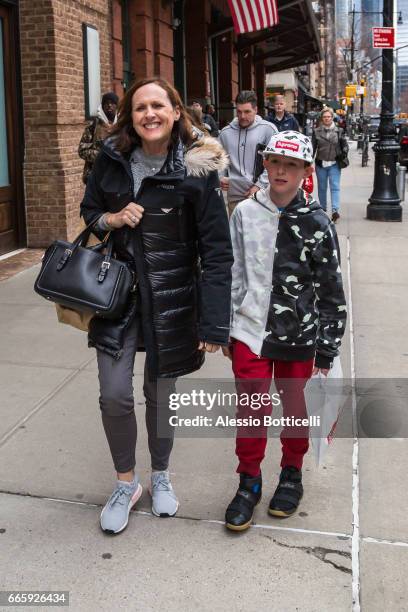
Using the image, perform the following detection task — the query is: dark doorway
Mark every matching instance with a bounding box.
[173,0,186,103]
[0,2,25,255]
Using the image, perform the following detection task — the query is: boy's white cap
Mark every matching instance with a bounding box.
[260,130,314,164]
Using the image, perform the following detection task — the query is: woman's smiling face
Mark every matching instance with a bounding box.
[131,83,181,151]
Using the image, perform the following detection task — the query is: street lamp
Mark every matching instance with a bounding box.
[367,0,403,221]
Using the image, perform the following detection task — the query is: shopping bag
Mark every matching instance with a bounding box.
[302,174,314,194]
[305,356,344,465]
[55,303,93,332]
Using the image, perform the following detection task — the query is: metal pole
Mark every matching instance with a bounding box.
[367,0,403,221]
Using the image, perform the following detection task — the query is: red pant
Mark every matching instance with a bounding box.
[232,340,314,476]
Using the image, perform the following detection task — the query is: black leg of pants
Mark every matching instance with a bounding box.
[97,316,175,473]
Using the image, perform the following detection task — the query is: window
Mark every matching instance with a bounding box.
[0,17,9,187]
[121,0,132,90]
[82,24,101,118]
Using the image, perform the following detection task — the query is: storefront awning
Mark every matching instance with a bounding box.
[236,0,322,73]
[322,99,342,110]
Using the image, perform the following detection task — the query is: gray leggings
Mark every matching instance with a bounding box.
[97,316,175,473]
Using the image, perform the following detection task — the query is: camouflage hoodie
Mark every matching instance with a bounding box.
[229,188,347,369]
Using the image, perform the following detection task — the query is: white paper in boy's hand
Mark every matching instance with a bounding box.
[305,356,344,465]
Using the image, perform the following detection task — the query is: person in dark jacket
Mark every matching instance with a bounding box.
[222,131,347,531]
[81,77,232,535]
[266,95,300,132]
[312,107,349,223]
[191,99,219,137]
[78,92,119,184]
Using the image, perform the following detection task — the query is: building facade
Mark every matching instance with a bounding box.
[0,0,321,254]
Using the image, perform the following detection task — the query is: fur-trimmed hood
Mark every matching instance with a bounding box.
[103,134,229,181]
[185,136,229,177]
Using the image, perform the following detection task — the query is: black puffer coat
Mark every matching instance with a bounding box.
[81,136,233,379]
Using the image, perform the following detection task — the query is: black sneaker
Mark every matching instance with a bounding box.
[332,211,340,223]
[225,473,262,532]
[268,466,303,518]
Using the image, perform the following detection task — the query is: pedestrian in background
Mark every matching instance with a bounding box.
[186,105,210,135]
[205,103,219,129]
[78,92,119,184]
[219,90,277,216]
[81,77,232,535]
[312,107,349,223]
[190,99,219,137]
[266,94,300,132]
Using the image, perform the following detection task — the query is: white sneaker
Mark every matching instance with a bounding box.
[150,471,179,517]
[100,476,142,534]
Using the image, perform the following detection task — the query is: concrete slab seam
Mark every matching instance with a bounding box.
[347,236,361,612]
[0,489,352,540]
[8,490,408,549]
[0,359,88,371]
[0,355,95,448]
[362,536,408,549]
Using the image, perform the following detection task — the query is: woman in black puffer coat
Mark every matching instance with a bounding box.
[81,77,232,534]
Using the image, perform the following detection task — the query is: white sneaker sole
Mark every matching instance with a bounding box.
[100,483,143,534]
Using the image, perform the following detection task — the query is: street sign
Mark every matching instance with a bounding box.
[345,84,357,98]
[357,86,366,96]
[372,27,395,49]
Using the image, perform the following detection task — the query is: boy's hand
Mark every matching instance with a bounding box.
[245,185,260,197]
[312,366,330,377]
[222,346,232,360]
[198,341,220,353]
[220,177,230,191]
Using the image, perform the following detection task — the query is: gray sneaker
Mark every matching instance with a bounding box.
[150,471,179,517]
[100,477,143,534]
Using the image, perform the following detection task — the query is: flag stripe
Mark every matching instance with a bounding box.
[256,0,268,29]
[248,0,261,32]
[228,0,279,34]
[265,0,273,25]
[271,0,279,25]
[240,0,255,33]
[234,0,248,33]
[228,0,245,33]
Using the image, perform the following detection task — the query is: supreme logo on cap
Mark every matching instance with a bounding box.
[276,140,300,152]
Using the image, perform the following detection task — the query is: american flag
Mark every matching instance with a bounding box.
[227,0,279,34]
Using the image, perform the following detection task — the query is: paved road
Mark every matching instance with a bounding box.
[0,142,407,611]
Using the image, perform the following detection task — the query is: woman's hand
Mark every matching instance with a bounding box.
[221,346,232,360]
[312,366,330,377]
[106,202,144,229]
[198,341,220,353]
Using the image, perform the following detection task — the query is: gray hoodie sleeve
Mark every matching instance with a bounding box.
[255,168,269,189]
[255,123,278,188]
[218,131,228,178]
[229,206,245,325]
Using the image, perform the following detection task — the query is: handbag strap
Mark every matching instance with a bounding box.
[56,219,115,284]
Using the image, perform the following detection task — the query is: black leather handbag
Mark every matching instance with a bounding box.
[34,224,135,319]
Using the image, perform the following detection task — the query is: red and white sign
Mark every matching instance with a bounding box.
[372,27,395,49]
[276,141,299,152]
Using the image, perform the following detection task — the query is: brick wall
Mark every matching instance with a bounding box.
[112,0,124,95]
[128,0,173,84]
[20,0,112,247]
[184,0,239,116]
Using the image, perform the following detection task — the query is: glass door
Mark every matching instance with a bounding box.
[0,4,24,255]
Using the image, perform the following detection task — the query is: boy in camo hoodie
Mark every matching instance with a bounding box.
[223,131,347,531]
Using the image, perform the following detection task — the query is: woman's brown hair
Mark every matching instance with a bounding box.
[186,106,209,135]
[111,77,195,154]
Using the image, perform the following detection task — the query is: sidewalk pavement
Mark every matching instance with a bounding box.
[0,142,407,611]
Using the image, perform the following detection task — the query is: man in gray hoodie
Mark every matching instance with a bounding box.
[219,90,278,216]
